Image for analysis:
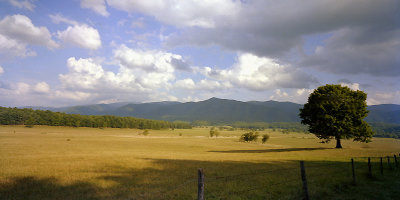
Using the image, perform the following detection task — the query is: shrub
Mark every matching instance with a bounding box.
[262,134,270,144]
[240,131,259,142]
[141,130,149,136]
[214,130,220,137]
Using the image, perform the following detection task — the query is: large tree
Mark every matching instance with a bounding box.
[299,84,373,148]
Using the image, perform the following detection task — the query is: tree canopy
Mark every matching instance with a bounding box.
[299,84,374,148]
[0,107,192,130]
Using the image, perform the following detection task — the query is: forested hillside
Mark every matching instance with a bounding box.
[13,98,400,138]
[0,107,191,129]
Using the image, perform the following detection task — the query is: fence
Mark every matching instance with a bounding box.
[147,153,400,200]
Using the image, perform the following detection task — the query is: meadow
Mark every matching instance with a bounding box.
[1,126,399,199]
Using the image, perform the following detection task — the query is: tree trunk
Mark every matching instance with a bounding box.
[335,137,342,148]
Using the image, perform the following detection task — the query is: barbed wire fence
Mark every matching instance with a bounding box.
[142,153,399,200]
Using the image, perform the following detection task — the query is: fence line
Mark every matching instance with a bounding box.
[143,153,400,199]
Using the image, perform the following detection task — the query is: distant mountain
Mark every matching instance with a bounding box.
[110,98,301,123]
[19,98,400,125]
[366,104,400,124]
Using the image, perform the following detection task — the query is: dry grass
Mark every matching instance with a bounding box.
[1,125,399,199]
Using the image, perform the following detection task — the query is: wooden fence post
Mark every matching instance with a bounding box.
[198,168,205,200]
[368,157,372,177]
[351,158,356,185]
[300,161,309,200]
[394,155,398,168]
[380,157,383,175]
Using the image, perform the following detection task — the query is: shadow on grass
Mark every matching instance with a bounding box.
[0,158,398,200]
[0,176,100,200]
[209,147,331,153]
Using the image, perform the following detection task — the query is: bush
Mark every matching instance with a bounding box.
[214,130,220,137]
[240,131,259,142]
[210,127,220,137]
[209,128,215,137]
[262,134,270,143]
[141,130,149,136]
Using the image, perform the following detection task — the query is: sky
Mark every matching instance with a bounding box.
[0,0,399,107]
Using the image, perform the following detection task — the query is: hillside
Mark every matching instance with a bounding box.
[24,98,400,125]
[54,98,301,123]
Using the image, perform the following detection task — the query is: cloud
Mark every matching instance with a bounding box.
[161,0,399,77]
[270,88,314,104]
[0,14,58,58]
[57,24,102,50]
[175,78,231,91]
[106,0,240,28]
[301,27,400,76]
[53,90,92,101]
[0,66,3,75]
[33,82,50,94]
[49,14,79,25]
[15,82,30,94]
[58,45,187,104]
[113,45,176,73]
[338,82,360,91]
[8,0,35,11]
[367,91,400,105]
[0,15,58,48]
[59,57,109,90]
[203,53,317,91]
[81,0,109,17]
[0,34,36,58]
[50,14,102,50]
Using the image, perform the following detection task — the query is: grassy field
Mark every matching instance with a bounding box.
[1,125,399,199]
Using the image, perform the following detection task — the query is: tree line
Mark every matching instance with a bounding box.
[0,107,192,129]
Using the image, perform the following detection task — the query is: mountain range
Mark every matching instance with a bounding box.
[26,98,400,125]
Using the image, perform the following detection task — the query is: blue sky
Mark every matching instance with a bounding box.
[0,0,399,107]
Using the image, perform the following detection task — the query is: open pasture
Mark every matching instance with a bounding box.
[1,126,399,199]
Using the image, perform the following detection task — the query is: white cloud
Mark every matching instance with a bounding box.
[175,78,195,90]
[15,82,30,94]
[49,14,79,26]
[33,82,50,94]
[0,34,36,58]
[53,90,92,101]
[114,45,182,73]
[0,15,58,59]
[59,57,108,90]
[367,91,400,105]
[106,0,240,28]
[81,0,109,17]
[0,66,3,75]
[58,49,183,104]
[57,24,102,50]
[0,15,58,48]
[270,88,314,103]
[203,53,317,91]
[339,82,360,91]
[8,0,35,11]
[175,78,230,91]
[182,96,200,102]
[113,45,195,89]
[50,14,102,50]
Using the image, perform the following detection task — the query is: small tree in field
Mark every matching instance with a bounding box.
[240,131,259,142]
[209,127,215,137]
[262,134,270,144]
[214,130,220,137]
[141,129,149,136]
[299,84,373,148]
